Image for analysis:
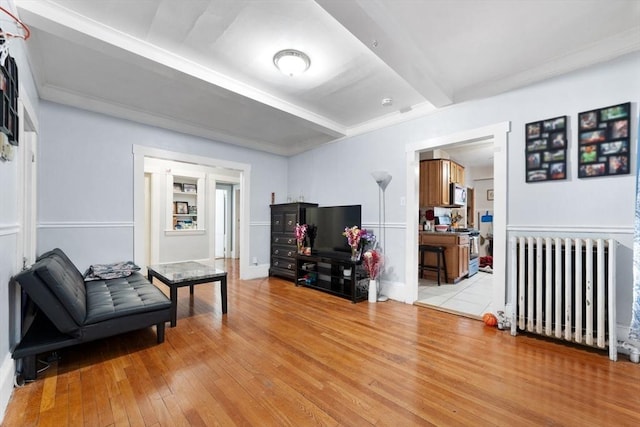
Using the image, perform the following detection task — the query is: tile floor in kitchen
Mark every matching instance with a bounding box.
[416,270,493,319]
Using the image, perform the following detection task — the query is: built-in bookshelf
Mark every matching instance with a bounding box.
[168,174,204,231]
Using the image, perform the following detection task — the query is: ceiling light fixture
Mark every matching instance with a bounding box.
[273,49,310,77]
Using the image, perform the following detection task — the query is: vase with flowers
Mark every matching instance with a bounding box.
[295,223,307,254]
[306,224,317,251]
[363,249,383,302]
[342,225,364,261]
[360,229,376,251]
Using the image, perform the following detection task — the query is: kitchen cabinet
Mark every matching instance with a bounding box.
[421,159,450,206]
[449,161,465,185]
[419,232,469,283]
[420,159,465,207]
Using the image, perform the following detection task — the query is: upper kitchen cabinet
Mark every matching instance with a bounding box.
[420,159,465,207]
[449,161,465,185]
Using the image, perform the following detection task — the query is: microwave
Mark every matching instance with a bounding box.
[450,183,467,206]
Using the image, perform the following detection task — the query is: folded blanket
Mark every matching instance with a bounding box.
[84,261,141,281]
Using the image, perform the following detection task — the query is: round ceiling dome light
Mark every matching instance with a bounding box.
[273,49,311,77]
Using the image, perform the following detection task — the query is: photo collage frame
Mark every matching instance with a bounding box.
[525,116,567,182]
[578,102,630,178]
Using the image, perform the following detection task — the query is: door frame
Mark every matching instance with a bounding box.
[133,145,252,278]
[215,183,235,259]
[404,122,510,314]
[16,95,38,270]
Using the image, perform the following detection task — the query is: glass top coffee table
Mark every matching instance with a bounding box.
[147,261,227,327]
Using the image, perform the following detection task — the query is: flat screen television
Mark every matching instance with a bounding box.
[305,205,361,258]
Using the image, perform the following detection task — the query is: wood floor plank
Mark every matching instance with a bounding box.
[4,259,640,426]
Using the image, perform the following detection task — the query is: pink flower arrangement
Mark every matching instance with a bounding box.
[343,226,364,259]
[362,249,383,280]
[342,226,363,248]
[295,223,307,253]
[295,223,307,243]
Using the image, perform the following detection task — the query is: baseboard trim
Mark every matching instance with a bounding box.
[243,263,269,280]
[0,353,14,424]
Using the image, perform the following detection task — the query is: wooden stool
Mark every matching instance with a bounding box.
[418,245,448,285]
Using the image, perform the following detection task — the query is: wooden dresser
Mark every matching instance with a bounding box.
[269,202,317,281]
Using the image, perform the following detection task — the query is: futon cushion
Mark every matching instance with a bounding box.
[34,256,87,325]
[15,259,82,336]
[37,248,85,284]
[84,273,171,324]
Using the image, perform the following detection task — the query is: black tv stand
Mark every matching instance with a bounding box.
[295,253,368,303]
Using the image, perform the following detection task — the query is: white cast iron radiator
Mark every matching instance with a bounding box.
[509,237,617,361]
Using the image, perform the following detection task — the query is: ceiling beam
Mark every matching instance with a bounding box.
[317,0,453,108]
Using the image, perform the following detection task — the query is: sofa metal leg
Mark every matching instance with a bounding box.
[157,322,166,343]
[22,355,36,381]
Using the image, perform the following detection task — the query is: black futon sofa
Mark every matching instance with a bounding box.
[12,248,171,380]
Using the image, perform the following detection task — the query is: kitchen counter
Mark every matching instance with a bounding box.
[419,231,470,283]
[419,230,470,235]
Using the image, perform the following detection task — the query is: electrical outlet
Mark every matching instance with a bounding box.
[252,257,258,265]
[400,196,406,206]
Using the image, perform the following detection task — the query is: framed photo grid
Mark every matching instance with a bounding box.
[578,102,630,178]
[525,115,567,182]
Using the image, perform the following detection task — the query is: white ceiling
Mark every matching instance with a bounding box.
[12,0,640,157]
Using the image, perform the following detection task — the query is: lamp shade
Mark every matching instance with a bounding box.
[372,171,392,191]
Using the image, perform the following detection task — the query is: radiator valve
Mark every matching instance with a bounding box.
[496,310,511,330]
[618,340,640,363]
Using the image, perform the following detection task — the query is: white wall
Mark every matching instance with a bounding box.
[288,51,639,326]
[37,101,289,270]
[0,0,39,420]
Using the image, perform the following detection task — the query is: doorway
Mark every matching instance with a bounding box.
[415,142,495,318]
[133,146,253,279]
[215,184,235,259]
[404,122,510,316]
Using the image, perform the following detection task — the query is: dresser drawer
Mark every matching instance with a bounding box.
[271,257,296,272]
[273,234,296,246]
[270,266,295,280]
[272,245,296,259]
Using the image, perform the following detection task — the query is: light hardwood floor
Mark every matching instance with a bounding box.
[4,259,640,426]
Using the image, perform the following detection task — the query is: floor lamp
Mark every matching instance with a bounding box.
[372,171,392,302]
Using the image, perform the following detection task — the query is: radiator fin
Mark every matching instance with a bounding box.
[511,236,616,361]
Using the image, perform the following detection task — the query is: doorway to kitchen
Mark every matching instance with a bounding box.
[404,122,509,317]
[415,142,495,318]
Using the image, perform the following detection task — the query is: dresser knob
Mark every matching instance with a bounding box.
[275,249,279,254]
